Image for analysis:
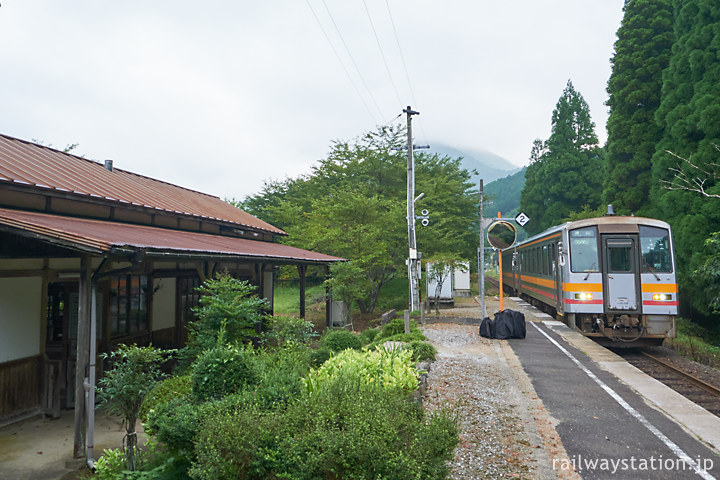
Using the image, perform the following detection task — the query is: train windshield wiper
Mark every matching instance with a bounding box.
[643,261,661,281]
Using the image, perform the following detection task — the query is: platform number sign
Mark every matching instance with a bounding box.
[515,212,530,227]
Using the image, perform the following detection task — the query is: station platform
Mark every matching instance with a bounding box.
[506,297,720,479]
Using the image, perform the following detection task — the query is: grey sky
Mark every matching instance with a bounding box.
[0,1,623,200]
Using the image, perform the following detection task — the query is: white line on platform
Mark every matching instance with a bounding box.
[530,321,716,480]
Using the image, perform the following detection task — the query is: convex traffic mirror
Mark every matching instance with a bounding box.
[487,221,517,249]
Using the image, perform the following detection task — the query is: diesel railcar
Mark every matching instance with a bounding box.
[501,214,677,346]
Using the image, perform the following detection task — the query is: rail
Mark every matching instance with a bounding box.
[640,351,720,398]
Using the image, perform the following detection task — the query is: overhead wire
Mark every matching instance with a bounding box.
[321,0,385,121]
[383,0,430,146]
[361,0,404,109]
[304,0,380,125]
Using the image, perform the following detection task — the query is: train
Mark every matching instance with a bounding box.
[500,211,677,346]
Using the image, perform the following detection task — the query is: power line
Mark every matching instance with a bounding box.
[361,0,404,108]
[321,0,385,121]
[304,0,380,124]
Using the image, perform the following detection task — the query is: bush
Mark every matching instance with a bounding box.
[145,397,202,453]
[358,327,381,345]
[303,348,418,395]
[408,341,437,362]
[189,379,458,480]
[367,332,427,351]
[377,317,422,339]
[308,347,332,367]
[263,316,318,346]
[321,329,362,352]
[140,375,192,422]
[250,347,311,407]
[191,345,257,401]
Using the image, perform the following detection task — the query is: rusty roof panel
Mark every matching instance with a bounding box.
[0,209,342,263]
[0,134,285,235]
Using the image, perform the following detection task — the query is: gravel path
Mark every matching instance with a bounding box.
[421,297,580,480]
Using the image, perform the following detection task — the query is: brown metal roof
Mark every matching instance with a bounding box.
[0,208,342,264]
[0,133,285,235]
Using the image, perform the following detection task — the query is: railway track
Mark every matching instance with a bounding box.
[618,349,720,418]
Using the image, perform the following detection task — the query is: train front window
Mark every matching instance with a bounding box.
[570,226,599,273]
[607,239,633,272]
[639,226,673,273]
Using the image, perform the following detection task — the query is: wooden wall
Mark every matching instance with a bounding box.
[0,355,42,420]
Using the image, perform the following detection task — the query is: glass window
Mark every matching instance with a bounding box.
[110,274,148,336]
[639,226,673,273]
[570,227,599,273]
[607,240,633,272]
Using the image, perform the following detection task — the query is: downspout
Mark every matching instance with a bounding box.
[84,256,109,470]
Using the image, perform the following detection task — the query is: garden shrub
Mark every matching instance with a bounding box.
[377,317,422,339]
[303,348,418,395]
[263,315,317,346]
[191,344,257,401]
[367,332,427,351]
[308,346,332,367]
[190,378,459,480]
[408,341,437,362]
[250,347,311,407]
[140,375,192,422]
[358,327,381,344]
[321,329,362,352]
[145,397,202,453]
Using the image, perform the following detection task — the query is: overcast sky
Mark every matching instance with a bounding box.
[0,1,624,200]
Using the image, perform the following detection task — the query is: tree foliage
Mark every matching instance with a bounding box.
[603,0,674,214]
[647,0,720,319]
[238,125,479,313]
[520,80,604,234]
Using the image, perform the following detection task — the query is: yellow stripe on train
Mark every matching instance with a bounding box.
[641,283,678,293]
[562,283,603,292]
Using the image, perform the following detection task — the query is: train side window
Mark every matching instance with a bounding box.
[639,226,673,273]
[569,226,599,273]
[542,245,548,275]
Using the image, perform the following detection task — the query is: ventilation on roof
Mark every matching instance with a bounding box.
[104,159,113,172]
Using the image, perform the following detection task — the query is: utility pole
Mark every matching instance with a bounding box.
[404,105,420,312]
[479,179,486,319]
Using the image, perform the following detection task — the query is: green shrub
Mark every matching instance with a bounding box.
[145,397,202,453]
[409,341,437,362]
[140,375,192,422]
[191,345,257,401]
[367,332,427,351]
[308,347,332,367]
[303,348,418,395]
[190,379,458,480]
[263,316,318,346]
[94,448,125,480]
[358,327,381,345]
[377,317,422,339]
[321,329,362,352]
[250,347,311,407]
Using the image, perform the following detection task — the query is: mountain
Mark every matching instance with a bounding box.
[428,144,522,184]
[484,167,526,218]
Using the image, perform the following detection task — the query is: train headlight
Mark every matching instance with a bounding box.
[574,293,593,301]
[653,293,672,301]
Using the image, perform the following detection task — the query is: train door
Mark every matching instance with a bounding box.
[602,235,640,313]
[554,242,564,314]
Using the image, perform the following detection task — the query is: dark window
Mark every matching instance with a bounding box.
[570,227,599,273]
[607,240,633,272]
[542,245,549,275]
[180,277,201,327]
[110,275,148,336]
[639,226,673,273]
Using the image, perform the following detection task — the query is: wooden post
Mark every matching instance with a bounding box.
[325,265,331,328]
[297,265,307,319]
[73,256,91,459]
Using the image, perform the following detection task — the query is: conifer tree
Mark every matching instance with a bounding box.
[603,0,674,214]
[650,0,720,317]
[520,80,603,234]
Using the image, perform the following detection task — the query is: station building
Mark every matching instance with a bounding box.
[0,133,341,433]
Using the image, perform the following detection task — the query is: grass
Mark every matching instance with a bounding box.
[274,282,327,315]
[665,318,720,369]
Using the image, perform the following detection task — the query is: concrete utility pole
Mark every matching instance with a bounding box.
[479,179,486,319]
[404,105,420,312]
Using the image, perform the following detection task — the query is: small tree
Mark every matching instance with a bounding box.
[425,254,466,314]
[325,261,367,326]
[181,274,268,363]
[97,344,166,471]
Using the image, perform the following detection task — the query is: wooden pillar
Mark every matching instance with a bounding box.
[325,265,332,328]
[73,256,92,459]
[297,265,307,319]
